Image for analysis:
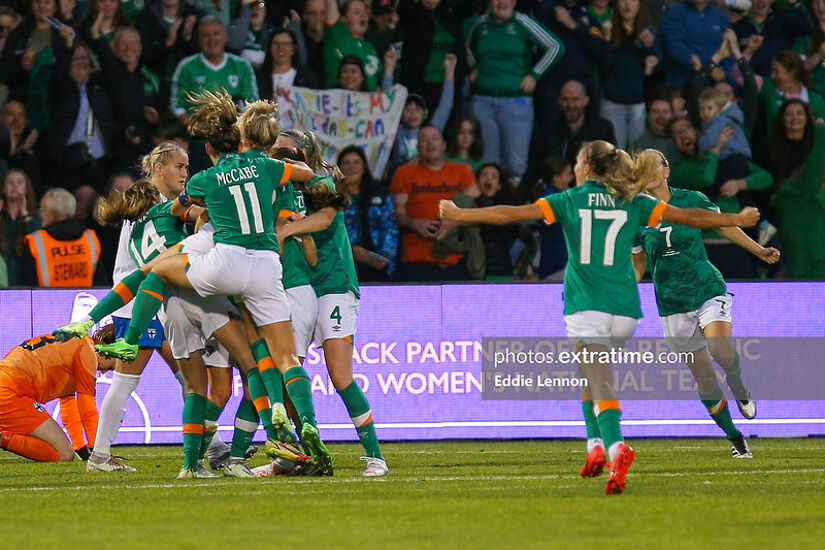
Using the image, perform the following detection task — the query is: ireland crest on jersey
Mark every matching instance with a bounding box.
[228,75,239,88]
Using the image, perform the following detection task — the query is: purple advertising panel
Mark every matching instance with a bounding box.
[0,282,822,444]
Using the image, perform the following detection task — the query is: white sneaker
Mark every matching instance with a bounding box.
[86,453,136,472]
[222,458,256,478]
[197,460,220,478]
[177,467,197,478]
[361,456,389,477]
[737,399,757,420]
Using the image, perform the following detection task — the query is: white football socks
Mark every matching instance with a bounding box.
[93,372,141,458]
[608,441,623,461]
[587,437,604,453]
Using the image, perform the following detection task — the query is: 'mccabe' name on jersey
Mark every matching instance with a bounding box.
[217,165,260,185]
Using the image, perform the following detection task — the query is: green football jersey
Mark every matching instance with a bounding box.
[170,53,259,115]
[274,181,312,289]
[305,175,360,298]
[186,150,290,252]
[120,0,146,24]
[539,180,665,317]
[636,188,727,317]
[128,201,187,268]
[323,19,381,91]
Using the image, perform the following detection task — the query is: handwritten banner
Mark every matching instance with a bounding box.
[283,85,408,179]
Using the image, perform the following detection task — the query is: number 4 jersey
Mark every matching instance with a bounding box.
[128,201,188,268]
[536,180,666,317]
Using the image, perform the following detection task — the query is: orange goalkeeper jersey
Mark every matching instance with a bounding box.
[0,336,97,403]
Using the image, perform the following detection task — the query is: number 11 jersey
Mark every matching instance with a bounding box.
[186,150,292,254]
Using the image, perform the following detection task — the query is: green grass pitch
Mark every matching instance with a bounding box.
[1,438,823,549]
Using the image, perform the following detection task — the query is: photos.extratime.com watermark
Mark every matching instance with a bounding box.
[492,347,695,370]
[480,337,825,401]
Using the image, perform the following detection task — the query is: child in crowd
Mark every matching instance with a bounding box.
[697,87,775,243]
[697,88,752,202]
[390,54,456,167]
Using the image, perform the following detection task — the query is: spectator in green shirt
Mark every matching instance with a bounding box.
[323,0,381,91]
[169,16,258,120]
[466,0,564,177]
[762,99,825,278]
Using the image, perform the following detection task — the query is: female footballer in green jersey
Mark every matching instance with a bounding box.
[273,129,388,477]
[85,143,194,473]
[631,149,779,459]
[103,93,329,470]
[441,140,760,494]
[86,175,278,478]
[60,93,332,472]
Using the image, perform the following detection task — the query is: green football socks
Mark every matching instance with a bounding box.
[182,393,206,469]
[700,386,741,439]
[251,339,285,406]
[125,273,166,345]
[199,399,225,459]
[246,366,278,440]
[283,366,316,427]
[230,398,259,459]
[338,381,382,459]
[582,400,602,439]
[89,270,146,322]
[596,408,624,454]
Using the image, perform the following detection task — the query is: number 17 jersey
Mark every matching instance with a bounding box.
[536,180,666,317]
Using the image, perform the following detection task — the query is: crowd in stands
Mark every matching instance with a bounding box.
[1,0,824,287]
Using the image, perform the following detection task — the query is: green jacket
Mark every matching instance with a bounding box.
[466,11,563,97]
[773,124,825,278]
[0,255,7,287]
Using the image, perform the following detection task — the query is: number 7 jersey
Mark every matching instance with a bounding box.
[634,188,727,317]
[536,180,666,317]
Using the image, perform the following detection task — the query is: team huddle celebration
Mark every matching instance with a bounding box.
[0,87,773,492]
[0,0,822,545]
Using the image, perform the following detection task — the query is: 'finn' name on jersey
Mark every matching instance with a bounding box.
[588,193,616,208]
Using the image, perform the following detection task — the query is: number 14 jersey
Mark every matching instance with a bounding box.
[536,180,666,318]
[128,201,188,268]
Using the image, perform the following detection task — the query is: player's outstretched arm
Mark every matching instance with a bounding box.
[439,200,545,225]
[661,205,759,229]
[277,207,336,242]
[716,226,780,264]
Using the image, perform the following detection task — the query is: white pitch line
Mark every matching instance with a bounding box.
[110,418,825,435]
[3,468,824,493]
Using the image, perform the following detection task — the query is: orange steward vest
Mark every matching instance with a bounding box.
[25,228,101,287]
